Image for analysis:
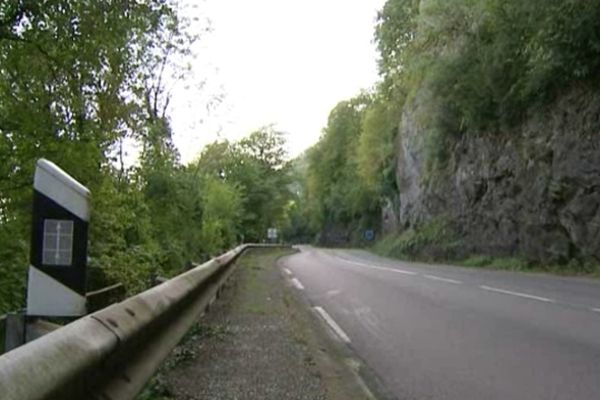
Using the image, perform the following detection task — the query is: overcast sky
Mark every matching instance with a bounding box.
[169,0,386,163]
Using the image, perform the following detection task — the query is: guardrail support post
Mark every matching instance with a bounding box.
[25,319,61,343]
[5,313,25,353]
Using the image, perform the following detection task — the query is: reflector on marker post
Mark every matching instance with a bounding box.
[26,159,90,317]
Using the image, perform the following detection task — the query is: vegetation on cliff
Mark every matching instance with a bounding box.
[299,0,600,266]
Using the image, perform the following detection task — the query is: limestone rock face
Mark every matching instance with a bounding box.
[393,87,600,264]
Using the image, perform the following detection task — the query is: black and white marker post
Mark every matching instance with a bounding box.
[26,159,90,318]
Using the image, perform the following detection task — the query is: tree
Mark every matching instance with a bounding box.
[305,95,380,242]
[0,0,205,311]
[200,177,243,255]
[194,127,292,242]
[357,94,399,197]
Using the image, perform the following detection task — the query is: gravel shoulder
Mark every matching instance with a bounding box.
[143,248,386,400]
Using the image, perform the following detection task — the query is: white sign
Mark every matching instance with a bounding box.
[267,228,278,239]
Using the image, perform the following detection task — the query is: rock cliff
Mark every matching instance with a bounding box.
[389,87,600,264]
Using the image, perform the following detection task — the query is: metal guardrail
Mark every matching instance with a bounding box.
[0,285,125,357]
[0,244,280,400]
[0,311,26,355]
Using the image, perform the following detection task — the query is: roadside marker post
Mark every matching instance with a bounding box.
[26,159,90,317]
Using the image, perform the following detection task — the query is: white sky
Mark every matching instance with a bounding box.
[169,0,386,163]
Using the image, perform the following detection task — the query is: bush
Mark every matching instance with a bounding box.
[373,217,461,260]
[461,255,528,271]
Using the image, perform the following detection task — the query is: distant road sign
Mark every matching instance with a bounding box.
[364,229,375,241]
[267,228,278,240]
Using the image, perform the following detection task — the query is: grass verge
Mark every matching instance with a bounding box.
[373,222,600,278]
[136,248,296,400]
[372,217,462,261]
[460,254,600,277]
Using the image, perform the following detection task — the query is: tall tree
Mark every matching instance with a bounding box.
[0,0,202,311]
[194,127,292,242]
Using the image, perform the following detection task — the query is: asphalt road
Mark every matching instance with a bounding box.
[280,246,600,400]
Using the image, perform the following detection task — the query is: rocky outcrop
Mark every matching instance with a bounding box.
[392,87,600,264]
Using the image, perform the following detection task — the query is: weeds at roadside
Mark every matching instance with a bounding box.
[136,322,233,399]
[373,229,600,278]
[136,375,174,400]
[373,217,461,261]
[460,255,600,277]
[461,255,528,270]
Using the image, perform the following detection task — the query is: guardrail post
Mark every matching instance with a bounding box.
[5,313,25,353]
[25,319,61,343]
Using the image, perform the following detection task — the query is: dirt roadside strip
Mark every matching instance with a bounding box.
[138,248,392,400]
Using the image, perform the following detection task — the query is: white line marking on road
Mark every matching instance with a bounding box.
[338,257,417,276]
[326,289,342,297]
[424,274,462,284]
[480,285,555,303]
[283,268,292,276]
[291,277,305,290]
[314,306,351,343]
[591,308,600,313]
[381,266,417,275]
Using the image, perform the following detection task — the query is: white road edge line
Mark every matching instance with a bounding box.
[291,277,305,290]
[283,268,292,276]
[480,285,555,303]
[339,257,417,276]
[591,308,600,313]
[424,274,462,284]
[314,306,351,343]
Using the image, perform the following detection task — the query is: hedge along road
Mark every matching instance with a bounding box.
[281,246,600,400]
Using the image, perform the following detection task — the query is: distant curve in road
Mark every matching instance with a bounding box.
[280,246,600,400]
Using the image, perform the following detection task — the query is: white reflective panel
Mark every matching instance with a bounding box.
[26,266,86,316]
[42,219,74,266]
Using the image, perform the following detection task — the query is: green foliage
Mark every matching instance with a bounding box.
[460,255,600,276]
[370,0,600,173]
[194,127,292,242]
[137,375,174,400]
[378,0,600,133]
[301,89,403,243]
[375,0,420,100]
[199,177,243,256]
[303,0,600,249]
[299,0,600,261]
[279,153,316,243]
[305,95,381,238]
[0,0,200,308]
[88,174,159,293]
[357,96,399,196]
[461,255,528,270]
[0,3,290,314]
[373,217,460,260]
[0,217,28,312]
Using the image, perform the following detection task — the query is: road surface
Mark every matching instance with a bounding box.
[280,246,600,400]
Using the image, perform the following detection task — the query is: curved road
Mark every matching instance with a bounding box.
[280,246,600,400]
